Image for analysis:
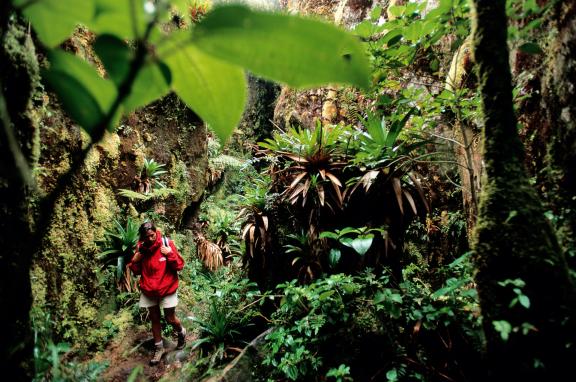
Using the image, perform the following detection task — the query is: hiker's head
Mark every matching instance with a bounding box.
[139,221,157,244]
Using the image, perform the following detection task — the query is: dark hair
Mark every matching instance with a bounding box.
[139,221,156,239]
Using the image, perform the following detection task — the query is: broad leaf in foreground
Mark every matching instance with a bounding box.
[192,5,370,89]
[14,0,95,47]
[160,32,246,142]
[43,51,118,134]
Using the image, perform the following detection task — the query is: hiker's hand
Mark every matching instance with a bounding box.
[132,252,142,262]
[161,246,172,255]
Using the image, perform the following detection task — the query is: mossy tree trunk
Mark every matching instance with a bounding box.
[542,2,576,268]
[470,0,576,379]
[0,7,39,380]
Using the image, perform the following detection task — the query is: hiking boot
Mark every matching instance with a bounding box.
[150,344,165,366]
[176,328,186,350]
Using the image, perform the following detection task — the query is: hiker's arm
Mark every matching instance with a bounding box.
[164,241,184,271]
[128,248,143,275]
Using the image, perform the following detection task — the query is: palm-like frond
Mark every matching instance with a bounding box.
[142,158,167,179]
[96,217,140,292]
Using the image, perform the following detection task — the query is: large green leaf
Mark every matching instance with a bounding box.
[94,34,132,86]
[43,50,118,134]
[15,0,95,47]
[94,34,171,111]
[160,32,246,142]
[124,61,172,111]
[90,0,148,40]
[192,5,370,89]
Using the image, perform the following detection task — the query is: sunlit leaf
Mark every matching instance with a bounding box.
[160,31,246,142]
[350,235,373,256]
[192,5,370,89]
[91,0,148,40]
[518,294,530,309]
[17,0,95,47]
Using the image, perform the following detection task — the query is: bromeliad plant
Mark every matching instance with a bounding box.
[117,157,175,201]
[346,109,429,217]
[96,217,140,292]
[259,123,352,214]
[239,175,275,285]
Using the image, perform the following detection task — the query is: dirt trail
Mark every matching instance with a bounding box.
[95,326,196,381]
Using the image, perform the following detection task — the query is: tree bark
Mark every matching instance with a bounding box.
[542,1,576,269]
[470,0,576,379]
[0,8,38,380]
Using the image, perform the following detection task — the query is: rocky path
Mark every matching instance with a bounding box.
[94,327,196,381]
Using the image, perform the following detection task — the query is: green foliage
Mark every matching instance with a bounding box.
[355,0,470,72]
[31,307,108,381]
[259,122,352,211]
[320,226,387,266]
[326,364,352,382]
[506,0,556,51]
[263,263,482,381]
[117,187,177,201]
[187,264,262,371]
[142,157,168,179]
[12,0,370,143]
[96,216,139,291]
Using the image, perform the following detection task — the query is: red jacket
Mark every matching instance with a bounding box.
[128,230,185,298]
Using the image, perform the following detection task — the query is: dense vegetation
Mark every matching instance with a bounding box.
[1,0,575,381]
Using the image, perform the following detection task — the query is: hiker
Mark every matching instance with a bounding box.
[129,221,187,365]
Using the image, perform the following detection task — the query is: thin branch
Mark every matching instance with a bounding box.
[421,130,465,147]
[0,79,33,188]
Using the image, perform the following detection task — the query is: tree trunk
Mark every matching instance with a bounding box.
[542,1,576,269]
[470,0,576,380]
[0,9,39,380]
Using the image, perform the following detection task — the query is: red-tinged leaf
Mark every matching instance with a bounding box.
[285,153,309,163]
[319,169,326,180]
[289,183,306,200]
[242,224,252,240]
[302,178,311,197]
[289,172,308,189]
[325,171,343,187]
[408,172,429,212]
[392,177,404,215]
[362,170,379,191]
[403,189,417,215]
[317,185,326,206]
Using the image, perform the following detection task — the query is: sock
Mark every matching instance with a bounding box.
[155,340,163,347]
[179,327,186,336]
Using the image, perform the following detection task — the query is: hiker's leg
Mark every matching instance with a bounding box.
[148,305,162,343]
[164,307,183,332]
